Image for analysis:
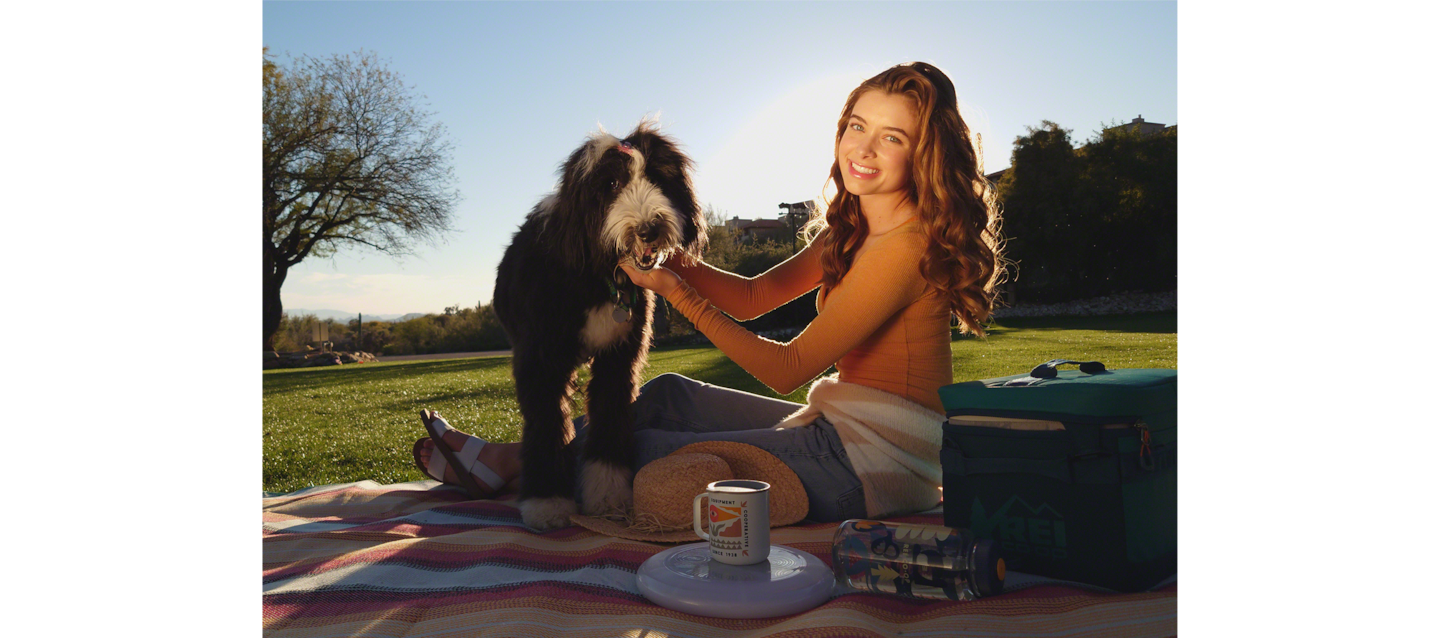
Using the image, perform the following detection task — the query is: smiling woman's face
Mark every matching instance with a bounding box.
[836,90,920,202]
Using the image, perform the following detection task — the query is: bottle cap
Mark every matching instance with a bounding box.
[971,539,1005,597]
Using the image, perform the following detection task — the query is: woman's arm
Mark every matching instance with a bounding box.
[667,239,823,321]
[626,232,927,395]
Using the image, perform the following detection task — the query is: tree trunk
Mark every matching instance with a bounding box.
[264,257,288,351]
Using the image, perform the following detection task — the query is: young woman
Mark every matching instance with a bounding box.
[416,62,1004,522]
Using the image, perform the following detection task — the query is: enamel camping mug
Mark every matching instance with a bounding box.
[692,480,771,565]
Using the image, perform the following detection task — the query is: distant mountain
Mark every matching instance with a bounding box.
[286,308,426,323]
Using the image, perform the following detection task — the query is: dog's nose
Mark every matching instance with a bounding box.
[637,222,661,243]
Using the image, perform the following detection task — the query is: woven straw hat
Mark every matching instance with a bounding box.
[570,441,810,543]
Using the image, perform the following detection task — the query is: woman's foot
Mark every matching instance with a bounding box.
[413,411,522,497]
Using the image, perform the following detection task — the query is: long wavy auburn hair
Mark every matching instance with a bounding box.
[804,62,1006,335]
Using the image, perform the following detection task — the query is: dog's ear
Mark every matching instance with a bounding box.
[573,130,621,181]
[628,125,708,264]
[550,133,625,272]
[668,165,706,265]
[678,205,708,267]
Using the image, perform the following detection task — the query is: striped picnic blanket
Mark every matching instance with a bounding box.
[263,481,1176,637]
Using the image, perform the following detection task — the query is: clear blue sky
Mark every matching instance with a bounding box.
[264,0,1177,316]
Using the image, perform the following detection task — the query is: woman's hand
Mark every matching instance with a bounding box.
[620,261,682,297]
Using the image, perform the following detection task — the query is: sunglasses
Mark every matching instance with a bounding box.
[1029,359,1107,378]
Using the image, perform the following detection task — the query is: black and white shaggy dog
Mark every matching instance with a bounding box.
[492,122,707,531]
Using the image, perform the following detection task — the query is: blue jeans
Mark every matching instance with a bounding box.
[570,373,867,522]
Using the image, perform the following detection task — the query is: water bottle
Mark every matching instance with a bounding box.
[830,519,1005,601]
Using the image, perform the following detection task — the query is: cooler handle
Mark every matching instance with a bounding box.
[1029,359,1106,378]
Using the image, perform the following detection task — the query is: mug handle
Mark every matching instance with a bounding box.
[692,493,710,541]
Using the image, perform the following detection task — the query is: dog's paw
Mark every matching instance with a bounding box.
[520,496,579,531]
[580,461,634,518]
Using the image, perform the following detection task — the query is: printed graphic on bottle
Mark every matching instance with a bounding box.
[831,520,976,601]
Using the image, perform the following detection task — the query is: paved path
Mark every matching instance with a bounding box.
[378,350,511,362]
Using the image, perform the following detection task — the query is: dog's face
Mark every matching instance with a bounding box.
[554,122,707,272]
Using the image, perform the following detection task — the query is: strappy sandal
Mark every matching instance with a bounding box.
[413,409,506,499]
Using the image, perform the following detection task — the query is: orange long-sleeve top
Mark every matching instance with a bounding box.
[666,218,953,414]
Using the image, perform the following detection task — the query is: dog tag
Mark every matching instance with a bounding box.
[613,306,631,323]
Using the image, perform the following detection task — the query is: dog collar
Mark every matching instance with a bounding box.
[606,271,634,323]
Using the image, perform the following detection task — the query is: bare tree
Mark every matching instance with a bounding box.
[263,48,459,350]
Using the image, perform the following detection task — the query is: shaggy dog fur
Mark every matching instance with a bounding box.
[492,122,706,530]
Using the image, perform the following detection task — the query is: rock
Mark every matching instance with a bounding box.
[264,351,378,370]
[303,353,342,367]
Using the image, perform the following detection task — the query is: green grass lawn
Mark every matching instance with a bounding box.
[263,311,1176,494]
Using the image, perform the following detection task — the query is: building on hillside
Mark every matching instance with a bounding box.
[726,217,791,243]
[724,199,816,246]
[1107,115,1169,136]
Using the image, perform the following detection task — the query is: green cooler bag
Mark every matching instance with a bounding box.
[938,359,1176,591]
